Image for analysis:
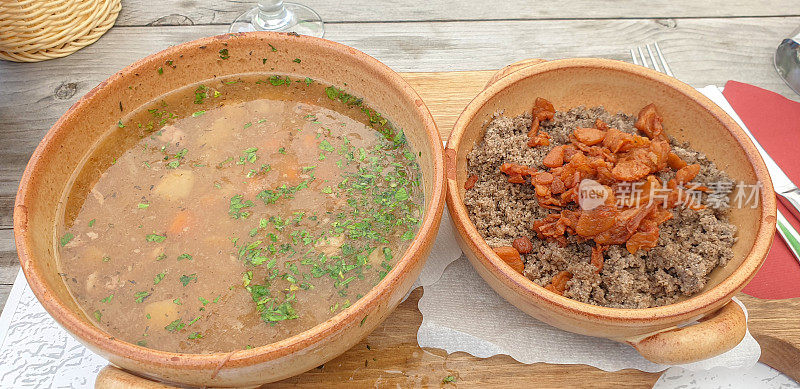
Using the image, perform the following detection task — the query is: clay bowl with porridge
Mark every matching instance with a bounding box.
[14,32,445,387]
[445,58,776,364]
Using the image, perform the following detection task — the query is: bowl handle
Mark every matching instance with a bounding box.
[484,58,548,89]
[626,300,747,364]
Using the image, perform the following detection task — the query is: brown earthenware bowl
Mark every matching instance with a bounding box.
[445,58,776,364]
[14,32,444,387]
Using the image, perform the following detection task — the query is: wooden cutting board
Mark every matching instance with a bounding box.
[99,70,800,388]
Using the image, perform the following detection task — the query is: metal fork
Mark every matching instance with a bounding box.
[630,42,674,77]
[630,42,800,263]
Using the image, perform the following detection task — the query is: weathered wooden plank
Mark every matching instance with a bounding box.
[0,196,11,229]
[0,229,17,285]
[114,0,800,26]
[0,284,10,316]
[1,18,796,197]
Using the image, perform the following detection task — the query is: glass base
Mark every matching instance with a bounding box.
[229,3,324,38]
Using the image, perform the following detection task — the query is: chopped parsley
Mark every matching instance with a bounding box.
[100,294,114,303]
[237,147,258,165]
[319,140,334,152]
[177,253,193,261]
[134,291,150,303]
[88,219,96,227]
[154,272,166,285]
[165,318,185,332]
[180,273,198,286]
[146,233,166,243]
[229,195,254,219]
[194,85,208,104]
[59,232,74,247]
[219,48,230,59]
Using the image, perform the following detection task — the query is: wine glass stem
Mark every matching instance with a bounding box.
[255,0,292,30]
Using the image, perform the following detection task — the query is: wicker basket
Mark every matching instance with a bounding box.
[0,0,121,62]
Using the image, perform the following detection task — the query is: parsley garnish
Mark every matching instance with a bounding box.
[180,273,198,286]
[154,272,166,285]
[165,318,185,332]
[59,232,74,247]
[319,140,334,152]
[146,233,166,243]
[229,195,254,219]
[134,291,150,303]
[100,294,114,303]
[219,48,230,59]
[194,85,208,104]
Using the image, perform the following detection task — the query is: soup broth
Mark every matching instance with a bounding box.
[56,74,423,353]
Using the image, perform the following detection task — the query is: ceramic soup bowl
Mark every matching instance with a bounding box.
[14,32,444,387]
[445,58,776,364]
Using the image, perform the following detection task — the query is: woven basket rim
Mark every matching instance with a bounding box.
[0,0,121,63]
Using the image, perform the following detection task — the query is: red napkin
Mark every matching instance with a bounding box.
[722,80,800,299]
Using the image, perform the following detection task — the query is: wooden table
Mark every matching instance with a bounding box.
[2,1,799,386]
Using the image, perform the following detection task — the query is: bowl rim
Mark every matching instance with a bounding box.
[445,57,776,324]
[13,31,445,370]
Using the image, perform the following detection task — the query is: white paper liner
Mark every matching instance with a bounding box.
[416,255,760,373]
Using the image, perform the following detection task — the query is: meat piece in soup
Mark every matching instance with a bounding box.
[56,74,424,353]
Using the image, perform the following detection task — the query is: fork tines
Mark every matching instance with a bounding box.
[630,42,673,77]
